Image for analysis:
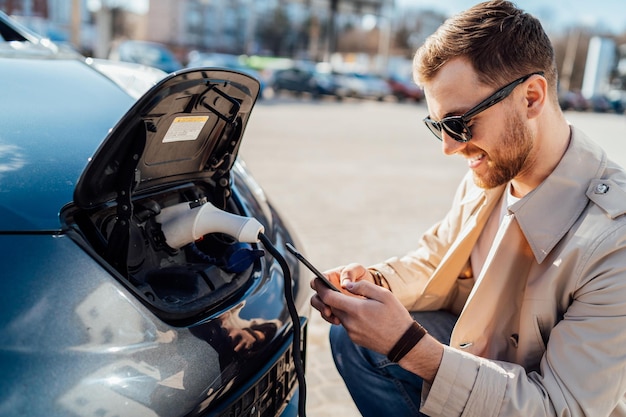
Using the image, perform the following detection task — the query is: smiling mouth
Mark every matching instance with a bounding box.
[466,152,486,168]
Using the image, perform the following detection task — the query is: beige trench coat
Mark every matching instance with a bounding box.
[372,127,626,416]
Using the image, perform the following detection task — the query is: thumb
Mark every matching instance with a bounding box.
[343,279,385,300]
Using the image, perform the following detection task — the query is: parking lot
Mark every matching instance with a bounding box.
[239,98,626,416]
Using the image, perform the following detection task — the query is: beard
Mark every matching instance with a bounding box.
[470,109,534,189]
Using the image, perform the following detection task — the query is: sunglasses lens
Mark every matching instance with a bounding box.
[424,118,443,140]
[442,118,470,142]
[423,116,471,142]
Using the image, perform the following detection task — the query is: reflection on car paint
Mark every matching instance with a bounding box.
[0,144,26,175]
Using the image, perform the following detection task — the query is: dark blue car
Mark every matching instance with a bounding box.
[0,12,310,417]
[271,66,342,99]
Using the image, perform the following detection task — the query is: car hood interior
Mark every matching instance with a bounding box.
[64,69,264,323]
[74,68,259,209]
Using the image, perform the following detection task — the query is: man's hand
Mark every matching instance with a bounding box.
[310,264,414,354]
[310,263,444,383]
[309,263,375,324]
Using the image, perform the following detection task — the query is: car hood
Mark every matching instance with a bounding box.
[0,57,137,232]
[74,68,260,209]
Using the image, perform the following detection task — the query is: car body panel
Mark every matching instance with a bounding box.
[87,57,168,99]
[0,57,136,231]
[0,11,309,417]
[0,233,305,416]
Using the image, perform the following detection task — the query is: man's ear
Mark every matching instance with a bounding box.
[525,75,547,119]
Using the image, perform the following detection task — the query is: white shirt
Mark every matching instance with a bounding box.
[470,183,521,278]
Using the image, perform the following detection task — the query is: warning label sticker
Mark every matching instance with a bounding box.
[162,116,209,143]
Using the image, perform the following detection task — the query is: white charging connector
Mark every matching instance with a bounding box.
[155,201,265,249]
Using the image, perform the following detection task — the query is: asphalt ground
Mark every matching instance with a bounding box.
[239,97,626,417]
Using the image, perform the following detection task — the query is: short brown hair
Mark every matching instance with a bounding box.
[413,0,558,100]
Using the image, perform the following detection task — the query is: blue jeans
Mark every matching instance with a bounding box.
[329,310,458,417]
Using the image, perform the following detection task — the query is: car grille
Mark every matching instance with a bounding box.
[214,324,305,417]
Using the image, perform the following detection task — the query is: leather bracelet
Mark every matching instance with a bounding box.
[387,321,427,363]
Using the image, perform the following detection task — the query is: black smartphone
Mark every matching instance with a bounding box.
[285,243,340,292]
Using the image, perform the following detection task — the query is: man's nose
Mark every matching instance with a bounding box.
[441,132,466,155]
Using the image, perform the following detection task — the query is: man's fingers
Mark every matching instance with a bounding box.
[343,279,388,301]
[310,293,341,325]
[339,263,367,286]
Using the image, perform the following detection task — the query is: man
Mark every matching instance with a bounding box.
[310,1,626,416]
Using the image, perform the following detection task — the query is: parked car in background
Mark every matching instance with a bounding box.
[109,39,183,73]
[186,51,267,98]
[333,72,392,101]
[0,11,309,417]
[387,74,424,102]
[587,94,614,113]
[271,66,341,99]
[608,88,626,114]
[558,89,589,111]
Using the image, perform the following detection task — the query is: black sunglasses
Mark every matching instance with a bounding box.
[423,71,544,142]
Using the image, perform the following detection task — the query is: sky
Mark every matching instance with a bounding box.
[395,0,626,34]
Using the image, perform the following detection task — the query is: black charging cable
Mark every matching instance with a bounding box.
[258,232,307,417]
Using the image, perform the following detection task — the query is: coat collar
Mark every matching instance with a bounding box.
[508,126,607,263]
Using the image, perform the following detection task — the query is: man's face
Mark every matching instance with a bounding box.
[468,106,534,189]
[422,59,536,190]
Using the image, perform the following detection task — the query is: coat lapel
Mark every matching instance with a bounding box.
[451,213,534,359]
[412,185,504,311]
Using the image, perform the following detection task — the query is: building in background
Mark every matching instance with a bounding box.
[1,0,393,70]
[0,0,93,51]
[2,0,625,94]
[582,36,616,98]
